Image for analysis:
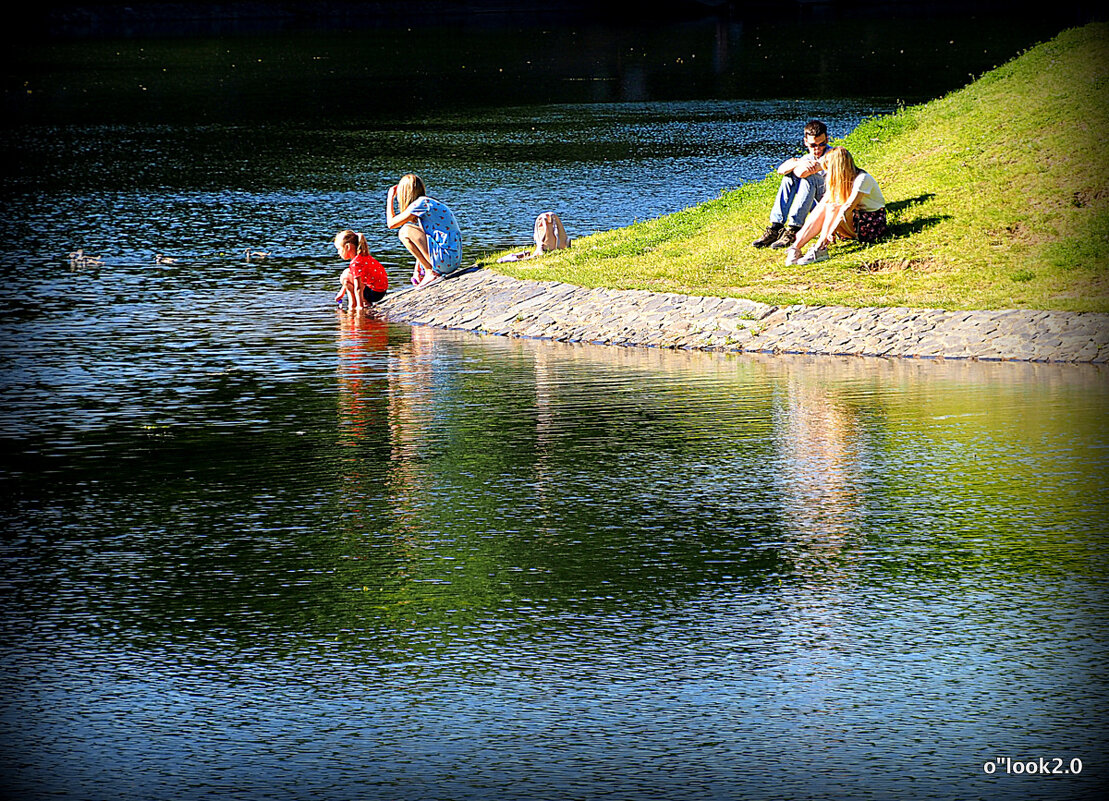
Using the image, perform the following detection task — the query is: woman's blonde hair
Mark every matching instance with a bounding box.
[823,147,860,205]
[396,173,426,212]
[335,229,369,256]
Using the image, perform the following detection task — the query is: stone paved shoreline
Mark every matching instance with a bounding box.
[375,268,1109,363]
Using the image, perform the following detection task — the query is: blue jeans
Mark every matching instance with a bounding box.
[770,173,825,228]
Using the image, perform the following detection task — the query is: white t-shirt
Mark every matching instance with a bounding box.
[853,171,886,212]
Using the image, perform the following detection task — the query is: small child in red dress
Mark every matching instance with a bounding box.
[333,229,389,311]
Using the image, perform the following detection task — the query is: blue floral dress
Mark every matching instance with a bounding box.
[404,196,462,276]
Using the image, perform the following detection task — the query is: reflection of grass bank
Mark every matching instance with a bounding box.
[491,23,1109,313]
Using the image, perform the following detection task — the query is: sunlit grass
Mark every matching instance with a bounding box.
[487,23,1109,312]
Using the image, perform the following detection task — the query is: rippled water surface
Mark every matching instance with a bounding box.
[3,305,1107,800]
[3,17,1109,800]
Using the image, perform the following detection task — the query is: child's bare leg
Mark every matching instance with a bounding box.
[352,277,365,310]
[399,224,435,284]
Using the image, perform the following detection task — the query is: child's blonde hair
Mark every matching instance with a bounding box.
[335,229,370,256]
[396,173,426,213]
[824,147,860,205]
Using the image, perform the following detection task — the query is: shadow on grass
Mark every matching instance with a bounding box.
[883,193,949,239]
[887,214,950,239]
[887,193,935,212]
[837,194,949,272]
[878,193,949,237]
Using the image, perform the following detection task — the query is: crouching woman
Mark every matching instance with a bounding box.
[386,173,463,287]
[786,147,888,265]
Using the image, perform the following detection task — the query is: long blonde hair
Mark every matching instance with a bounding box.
[335,229,369,256]
[823,147,860,205]
[396,173,426,212]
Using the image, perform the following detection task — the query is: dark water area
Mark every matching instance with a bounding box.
[5,4,1099,125]
[3,7,1109,801]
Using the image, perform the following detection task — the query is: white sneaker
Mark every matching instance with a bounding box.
[795,245,829,265]
[784,246,802,266]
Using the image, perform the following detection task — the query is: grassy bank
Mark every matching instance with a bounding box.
[488,23,1109,312]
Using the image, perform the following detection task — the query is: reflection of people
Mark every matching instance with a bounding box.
[334,229,388,311]
[386,174,463,288]
[334,311,394,545]
[752,120,829,250]
[777,368,859,566]
[786,147,888,266]
[336,313,391,439]
[384,324,439,531]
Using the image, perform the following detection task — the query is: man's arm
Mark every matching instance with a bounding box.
[791,153,823,178]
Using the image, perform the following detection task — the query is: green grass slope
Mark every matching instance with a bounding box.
[489,23,1109,312]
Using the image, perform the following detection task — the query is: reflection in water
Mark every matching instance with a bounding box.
[3,318,1108,800]
[385,323,438,466]
[771,362,867,711]
[778,373,861,550]
[532,345,560,542]
[336,312,391,449]
[5,22,1109,788]
[334,311,394,541]
[382,322,437,554]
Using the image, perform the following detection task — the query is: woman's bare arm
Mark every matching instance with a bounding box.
[385,184,418,229]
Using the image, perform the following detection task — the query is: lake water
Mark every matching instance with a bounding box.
[2,12,1108,801]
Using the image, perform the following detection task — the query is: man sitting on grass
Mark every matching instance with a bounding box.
[751,120,830,251]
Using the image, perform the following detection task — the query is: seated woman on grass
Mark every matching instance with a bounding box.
[386,173,463,287]
[785,146,887,266]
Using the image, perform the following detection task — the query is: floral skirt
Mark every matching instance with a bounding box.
[854,207,888,243]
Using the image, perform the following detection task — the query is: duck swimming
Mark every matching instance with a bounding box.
[68,249,104,268]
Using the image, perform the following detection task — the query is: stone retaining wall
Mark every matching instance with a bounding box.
[374,268,1109,363]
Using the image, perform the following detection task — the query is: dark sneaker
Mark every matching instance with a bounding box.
[752,223,783,248]
[769,225,800,249]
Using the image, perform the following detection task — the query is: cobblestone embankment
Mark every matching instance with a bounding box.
[375,268,1109,363]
